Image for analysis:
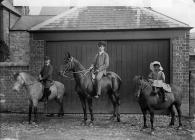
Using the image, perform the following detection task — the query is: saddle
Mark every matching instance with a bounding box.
[40,80,55,89]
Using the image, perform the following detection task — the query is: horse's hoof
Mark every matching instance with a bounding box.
[58,113,64,117]
[177,126,182,130]
[142,125,148,129]
[150,130,155,135]
[88,121,94,127]
[109,115,116,121]
[169,123,174,126]
[117,117,121,122]
[80,121,87,126]
[46,113,54,117]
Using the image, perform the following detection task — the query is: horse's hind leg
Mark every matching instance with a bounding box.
[141,108,148,129]
[168,105,175,126]
[109,94,116,120]
[175,103,182,127]
[115,93,120,122]
[28,100,33,124]
[32,99,38,123]
[56,98,64,117]
[78,94,87,125]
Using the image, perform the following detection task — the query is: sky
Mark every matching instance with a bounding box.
[14,0,195,32]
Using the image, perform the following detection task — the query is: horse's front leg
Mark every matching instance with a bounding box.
[87,98,94,126]
[78,94,87,125]
[169,105,175,126]
[141,108,148,129]
[149,111,155,131]
[28,100,33,124]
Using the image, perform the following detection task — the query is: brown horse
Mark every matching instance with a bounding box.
[12,72,66,124]
[60,52,122,125]
[133,75,183,131]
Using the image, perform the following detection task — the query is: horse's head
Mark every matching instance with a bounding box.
[60,52,75,75]
[133,75,144,98]
[12,72,25,92]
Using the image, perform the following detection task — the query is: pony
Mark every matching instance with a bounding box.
[133,75,182,131]
[60,52,122,125]
[12,72,66,124]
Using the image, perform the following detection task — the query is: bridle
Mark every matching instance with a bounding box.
[61,57,90,80]
[136,78,149,98]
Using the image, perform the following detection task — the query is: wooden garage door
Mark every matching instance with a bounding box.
[46,40,170,113]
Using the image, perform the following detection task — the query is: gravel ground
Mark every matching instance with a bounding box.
[0,113,194,140]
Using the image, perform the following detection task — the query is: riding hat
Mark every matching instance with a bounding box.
[97,41,107,47]
[150,61,163,72]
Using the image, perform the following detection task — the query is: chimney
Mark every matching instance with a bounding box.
[14,6,30,15]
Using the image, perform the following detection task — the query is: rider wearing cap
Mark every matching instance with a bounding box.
[148,61,171,102]
[89,41,109,98]
[39,56,53,101]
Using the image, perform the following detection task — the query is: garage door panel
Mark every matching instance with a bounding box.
[46,40,170,113]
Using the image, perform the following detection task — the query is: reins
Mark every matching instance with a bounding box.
[61,57,91,80]
[62,69,90,80]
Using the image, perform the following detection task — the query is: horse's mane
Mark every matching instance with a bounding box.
[133,75,151,87]
[73,57,86,71]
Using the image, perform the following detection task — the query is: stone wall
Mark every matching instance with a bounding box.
[172,31,190,116]
[9,31,30,64]
[0,31,45,112]
[190,55,195,117]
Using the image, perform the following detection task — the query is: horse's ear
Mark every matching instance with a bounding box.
[67,52,71,58]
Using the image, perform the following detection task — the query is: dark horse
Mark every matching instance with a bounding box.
[60,53,122,125]
[133,75,182,131]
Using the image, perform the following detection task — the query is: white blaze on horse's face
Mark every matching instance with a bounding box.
[13,75,24,92]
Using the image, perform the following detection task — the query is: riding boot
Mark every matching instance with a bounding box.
[45,88,51,102]
[40,88,47,102]
[161,88,167,102]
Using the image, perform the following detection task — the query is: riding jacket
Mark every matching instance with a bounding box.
[40,64,53,88]
[93,51,109,74]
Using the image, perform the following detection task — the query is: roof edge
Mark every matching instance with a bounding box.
[145,7,190,27]
[30,7,81,31]
[29,27,192,32]
[1,0,21,16]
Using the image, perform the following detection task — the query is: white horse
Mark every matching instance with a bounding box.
[12,72,66,124]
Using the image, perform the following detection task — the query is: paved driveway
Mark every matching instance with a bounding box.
[0,113,194,140]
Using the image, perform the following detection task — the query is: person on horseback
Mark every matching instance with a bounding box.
[89,41,109,98]
[148,61,171,102]
[39,56,53,102]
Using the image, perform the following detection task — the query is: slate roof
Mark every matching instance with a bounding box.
[30,6,190,31]
[1,0,21,15]
[39,7,70,15]
[11,15,53,30]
